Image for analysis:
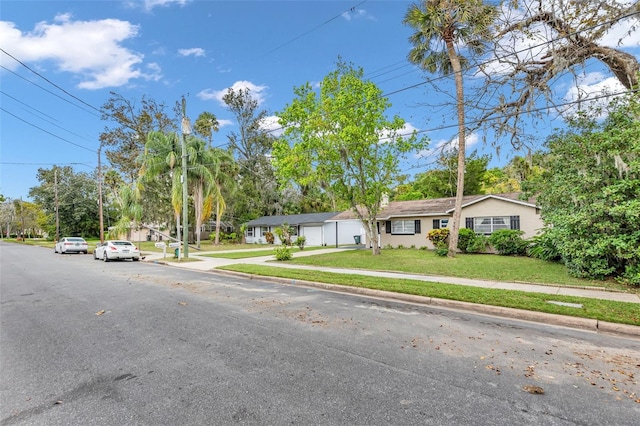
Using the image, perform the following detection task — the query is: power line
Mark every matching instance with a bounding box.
[0,49,102,115]
[0,107,95,153]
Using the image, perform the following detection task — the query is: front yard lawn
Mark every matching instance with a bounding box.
[282,248,635,292]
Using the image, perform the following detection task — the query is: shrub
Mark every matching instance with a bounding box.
[457,228,475,253]
[527,231,561,262]
[274,246,292,261]
[466,233,488,253]
[488,229,528,255]
[434,242,449,257]
[295,236,306,250]
[427,228,449,246]
[265,232,274,244]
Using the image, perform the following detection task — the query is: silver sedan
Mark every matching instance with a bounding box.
[94,240,140,262]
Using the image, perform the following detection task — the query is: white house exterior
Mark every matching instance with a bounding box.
[330,193,543,249]
[244,212,362,246]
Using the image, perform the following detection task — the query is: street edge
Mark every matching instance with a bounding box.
[212,268,640,339]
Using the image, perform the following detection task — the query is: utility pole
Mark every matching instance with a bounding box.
[181,96,191,259]
[54,168,60,242]
[98,147,104,243]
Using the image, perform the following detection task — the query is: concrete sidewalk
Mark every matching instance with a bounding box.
[144,247,640,304]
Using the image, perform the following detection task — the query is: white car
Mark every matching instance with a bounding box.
[94,240,140,262]
[54,237,88,254]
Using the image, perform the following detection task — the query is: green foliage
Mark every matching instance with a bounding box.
[457,228,475,253]
[488,229,528,256]
[434,242,449,257]
[274,222,295,246]
[525,96,640,280]
[466,233,489,254]
[274,246,292,261]
[264,231,274,244]
[295,236,306,250]
[457,228,489,254]
[427,228,450,246]
[28,166,100,238]
[527,231,561,262]
[273,59,428,255]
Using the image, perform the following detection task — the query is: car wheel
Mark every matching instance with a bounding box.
[103,252,110,262]
[133,257,139,261]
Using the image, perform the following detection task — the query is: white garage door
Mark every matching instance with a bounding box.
[301,226,323,246]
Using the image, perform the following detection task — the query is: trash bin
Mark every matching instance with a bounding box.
[353,235,361,244]
[174,248,179,258]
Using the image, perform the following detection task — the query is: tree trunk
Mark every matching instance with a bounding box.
[214,199,222,245]
[447,38,466,258]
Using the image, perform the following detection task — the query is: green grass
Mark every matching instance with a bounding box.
[282,249,635,292]
[218,264,640,326]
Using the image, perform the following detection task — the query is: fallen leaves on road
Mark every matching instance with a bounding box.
[95,310,105,316]
[523,385,545,394]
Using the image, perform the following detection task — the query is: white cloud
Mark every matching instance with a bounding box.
[341,8,375,22]
[178,47,205,57]
[259,116,283,136]
[415,132,479,159]
[0,15,160,89]
[217,119,234,128]
[562,73,626,118]
[197,80,269,106]
[142,0,191,11]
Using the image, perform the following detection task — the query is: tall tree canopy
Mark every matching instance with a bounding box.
[222,88,290,222]
[100,92,176,182]
[404,0,498,257]
[273,60,428,255]
[525,95,640,284]
[29,166,99,238]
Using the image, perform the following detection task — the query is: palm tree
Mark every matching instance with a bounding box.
[194,111,219,146]
[404,0,496,257]
[185,136,216,249]
[108,183,142,241]
[209,148,237,245]
[139,131,183,243]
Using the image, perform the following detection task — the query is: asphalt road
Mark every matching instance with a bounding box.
[1,242,639,425]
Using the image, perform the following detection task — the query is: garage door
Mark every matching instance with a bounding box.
[301,226,323,246]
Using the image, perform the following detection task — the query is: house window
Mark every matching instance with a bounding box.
[247,227,254,237]
[473,216,511,234]
[261,226,269,236]
[433,219,449,229]
[391,220,416,234]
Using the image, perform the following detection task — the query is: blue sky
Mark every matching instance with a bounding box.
[1,0,639,201]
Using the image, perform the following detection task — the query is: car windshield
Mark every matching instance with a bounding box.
[113,241,134,246]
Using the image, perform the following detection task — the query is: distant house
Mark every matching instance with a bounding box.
[331,192,543,249]
[244,212,363,246]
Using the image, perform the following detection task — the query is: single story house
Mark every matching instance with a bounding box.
[331,192,543,249]
[244,212,363,246]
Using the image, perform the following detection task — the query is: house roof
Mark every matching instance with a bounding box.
[245,212,341,227]
[330,193,536,221]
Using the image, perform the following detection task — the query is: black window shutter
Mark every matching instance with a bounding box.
[510,215,520,230]
[465,217,474,230]
[414,220,421,234]
[385,221,391,233]
[433,219,440,229]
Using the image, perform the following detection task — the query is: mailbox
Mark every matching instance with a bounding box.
[155,242,166,249]
[168,242,181,248]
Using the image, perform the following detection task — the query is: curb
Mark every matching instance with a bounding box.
[212,268,640,339]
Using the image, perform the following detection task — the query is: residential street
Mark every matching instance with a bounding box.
[2,242,639,425]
